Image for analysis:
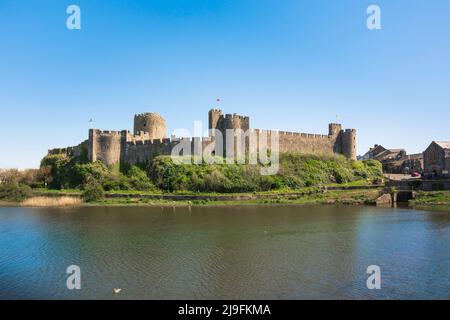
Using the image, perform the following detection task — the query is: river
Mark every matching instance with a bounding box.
[0,205,448,299]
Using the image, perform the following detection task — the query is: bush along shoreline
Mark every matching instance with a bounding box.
[0,152,389,206]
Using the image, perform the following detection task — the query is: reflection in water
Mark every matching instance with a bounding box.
[0,205,449,299]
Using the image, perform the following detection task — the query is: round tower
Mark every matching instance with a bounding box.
[133,113,167,140]
[341,129,357,160]
[89,130,122,167]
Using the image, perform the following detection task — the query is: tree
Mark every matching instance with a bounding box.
[82,175,104,202]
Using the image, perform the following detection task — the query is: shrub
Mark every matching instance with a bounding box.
[0,184,33,202]
[37,152,383,194]
[203,169,227,192]
[40,154,78,189]
[19,169,40,187]
[127,166,155,191]
[148,154,383,193]
[39,158,140,191]
[101,174,131,191]
[82,176,105,202]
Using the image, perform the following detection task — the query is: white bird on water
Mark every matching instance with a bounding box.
[113,288,122,294]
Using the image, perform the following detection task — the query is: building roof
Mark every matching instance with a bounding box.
[387,149,405,153]
[371,144,387,155]
[407,153,424,160]
[373,149,405,162]
[435,141,450,150]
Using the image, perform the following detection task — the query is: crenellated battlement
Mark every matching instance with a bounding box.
[69,109,357,166]
[223,113,249,121]
[133,112,167,140]
[251,129,330,139]
[90,129,122,137]
[125,135,215,148]
[48,147,74,156]
[48,140,88,159]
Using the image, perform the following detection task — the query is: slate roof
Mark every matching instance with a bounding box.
[373,149,405,162]
[435,141,450,150]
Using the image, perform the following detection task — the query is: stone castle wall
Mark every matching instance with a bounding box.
[122,137,214,165]
[85,129,215,166]
[48,141,87,158]
[49,109,357,167]
[208,112,356,159]
[256,130,335,155]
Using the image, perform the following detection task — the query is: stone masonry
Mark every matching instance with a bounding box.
[48,109,357,166]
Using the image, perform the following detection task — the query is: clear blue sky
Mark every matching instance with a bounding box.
[1,0,449,168]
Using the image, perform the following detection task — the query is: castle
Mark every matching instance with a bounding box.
[48,109,357,165]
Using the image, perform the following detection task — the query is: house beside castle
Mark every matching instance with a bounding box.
[423,141,450,178]
[48,109,357,166]
[359,144,424,174]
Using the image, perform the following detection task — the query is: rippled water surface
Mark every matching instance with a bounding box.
[0,205,449,299]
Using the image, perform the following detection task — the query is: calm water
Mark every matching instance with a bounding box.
[0,205,449,300]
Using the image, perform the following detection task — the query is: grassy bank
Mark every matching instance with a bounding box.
[1,153,384,207]
[90,189,382,207]
[1,185,384,209]
[403,191,450,212]
[35,153,383,193]
[5,188,450,210]
[409,191,450,211]
[410,191,450,206]
[0,187,382,208]
[4,185,450,210]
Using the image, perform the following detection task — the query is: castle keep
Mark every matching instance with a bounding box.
[48,109,357,165]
